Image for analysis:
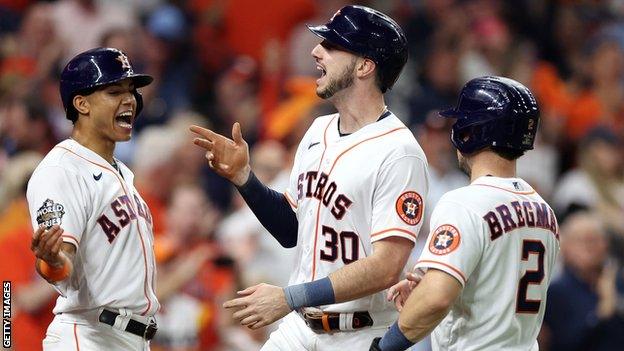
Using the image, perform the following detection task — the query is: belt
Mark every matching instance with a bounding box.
[299,308,373,333]
[98,309,158,340]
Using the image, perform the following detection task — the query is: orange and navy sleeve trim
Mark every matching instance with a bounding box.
[370,227,418,243]
[415,259,467,286]
[61,233,80,248]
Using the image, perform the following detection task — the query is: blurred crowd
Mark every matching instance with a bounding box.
[0,0,623,350]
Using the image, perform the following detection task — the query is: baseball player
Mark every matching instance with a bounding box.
[27,47,159,350]
[190,5,429,350]
[370,76,560,351]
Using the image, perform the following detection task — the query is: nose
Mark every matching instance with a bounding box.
[122,91,136,106]
[311,44,323,59]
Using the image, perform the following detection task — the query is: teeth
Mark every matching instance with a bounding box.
[316,66,326,77]
[117,121,132,128]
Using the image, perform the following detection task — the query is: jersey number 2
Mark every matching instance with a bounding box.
[319,226,359,264]
[516,240,545,313]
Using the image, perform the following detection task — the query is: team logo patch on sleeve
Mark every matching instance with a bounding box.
[395,191,423,225]
[429,224,461,255]
[36,199,65,229]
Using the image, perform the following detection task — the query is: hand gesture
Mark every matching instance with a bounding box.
[31,225,65,267]
[223,283,291,329]
[190,122,251,186]
[387,271,423,311]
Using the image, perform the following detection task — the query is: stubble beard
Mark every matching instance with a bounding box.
[317,59,356,99]
[458,152,472,178]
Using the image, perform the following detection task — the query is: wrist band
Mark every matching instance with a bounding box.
[284,277,336,310]
[378,322,414,351]
[36,255,72,282]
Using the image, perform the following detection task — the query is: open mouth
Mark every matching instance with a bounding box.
[317,65,326,78]
[115,110,133,129]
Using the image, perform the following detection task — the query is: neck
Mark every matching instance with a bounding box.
[468,151,516,182]
[332,85,386,134]
[71,124,116,163]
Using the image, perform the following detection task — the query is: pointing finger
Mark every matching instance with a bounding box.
[193,138,214,150]
[189,125,219,140]
[223,296,249,309]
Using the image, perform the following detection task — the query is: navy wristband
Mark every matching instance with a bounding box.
[378,322,414,351]
[284,277,336,310]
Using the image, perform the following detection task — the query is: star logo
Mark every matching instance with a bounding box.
[435,231,453,247]
[116,54,133,72]
[395,191,423,225]
[429,225,461,255]
[405,200,418,216]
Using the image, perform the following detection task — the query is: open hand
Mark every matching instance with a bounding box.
[223,283,291,329]
[190,122,251,186]
[387,271,423,311]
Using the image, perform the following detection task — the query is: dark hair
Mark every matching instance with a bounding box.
[490,146,525,161]
[66,86,98,123]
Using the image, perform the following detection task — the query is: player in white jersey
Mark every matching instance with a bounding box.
[190,5,429,350]
[371,76,560,351]
[27,48,159,350]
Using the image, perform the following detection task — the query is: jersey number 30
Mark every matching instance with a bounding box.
[319,225,359,264]
[516,240,545,314]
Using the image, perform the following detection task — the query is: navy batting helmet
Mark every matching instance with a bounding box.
[60,47,153,122]
[307,5,408,93]
[439,76,540,154]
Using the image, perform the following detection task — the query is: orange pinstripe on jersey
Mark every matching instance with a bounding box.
[73,323,80,351]
[310,116,336,281]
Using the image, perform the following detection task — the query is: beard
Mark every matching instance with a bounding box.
[457,151,471,177]
[317,59,356,99]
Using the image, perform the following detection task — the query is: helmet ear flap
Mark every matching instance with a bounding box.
[134,90,144,117]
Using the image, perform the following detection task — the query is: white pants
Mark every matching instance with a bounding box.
[261,311,388,351]
[43,313,150,351]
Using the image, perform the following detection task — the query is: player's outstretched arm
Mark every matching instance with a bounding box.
[31,225,76,283]
[191,122,298,248]
[327,237,414,302]
[221,238,414,330]
[371,269,462,351]
[190,122,251,186]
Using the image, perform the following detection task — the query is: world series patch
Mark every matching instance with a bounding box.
[36,199,65,229]
[395,191,423,225]
[429,224,461,255]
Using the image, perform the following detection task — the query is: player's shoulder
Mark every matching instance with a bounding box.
[310,113,338,130]
[437,185,475,206]
[31,140,89,178]
[380,114,426,160]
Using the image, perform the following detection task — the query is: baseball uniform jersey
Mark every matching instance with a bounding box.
[26,139,159,317]
[284,111,429,317]
[415,176,559,351]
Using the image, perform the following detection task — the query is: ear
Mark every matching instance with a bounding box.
[73,95,90,115]
[356,58,377,79]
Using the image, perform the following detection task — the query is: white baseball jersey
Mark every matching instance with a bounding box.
[284,112,429,316]
[415,176,560,351]
[27,139,159,317]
